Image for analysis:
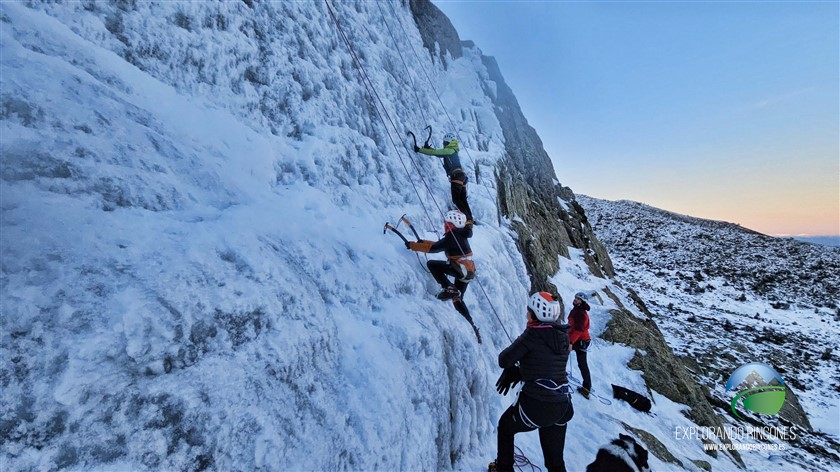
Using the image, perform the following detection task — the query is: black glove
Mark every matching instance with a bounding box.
[423,144,432,149]
[413,145,420,152]
[405,241,411,249]
[495,366,522,395]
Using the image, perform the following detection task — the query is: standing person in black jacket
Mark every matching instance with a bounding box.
[490,292,574,472]
[406,210,480,342]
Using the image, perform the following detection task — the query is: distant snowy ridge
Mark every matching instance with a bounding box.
[578,197,839,311]
[794,235,840,248]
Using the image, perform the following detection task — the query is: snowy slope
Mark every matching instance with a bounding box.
[1,2,833,471]
[579,195,840,468]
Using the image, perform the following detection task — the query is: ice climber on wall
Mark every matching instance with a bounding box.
[414,132,475,228]
[405,209,480,343]
[490,292,574,472]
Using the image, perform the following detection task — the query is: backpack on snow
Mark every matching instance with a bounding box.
[611,385,652,413]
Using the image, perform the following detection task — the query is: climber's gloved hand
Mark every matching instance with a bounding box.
[413,145,420,152]
[495,365,522,395]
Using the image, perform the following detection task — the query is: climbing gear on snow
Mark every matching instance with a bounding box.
[567,371,613,405]
[611,385,652,412]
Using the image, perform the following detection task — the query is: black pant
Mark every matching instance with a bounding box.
[427,260,472,324]
[496,393,574,472]
[573,340,591,390]
[427,260,469,295]
[449,171,473,222]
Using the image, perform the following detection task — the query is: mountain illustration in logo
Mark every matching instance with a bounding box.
[725,363,786,419]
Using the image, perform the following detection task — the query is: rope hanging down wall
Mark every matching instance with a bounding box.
[325,0,513,343]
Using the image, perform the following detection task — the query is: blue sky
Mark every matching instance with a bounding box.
[434,1,839,236]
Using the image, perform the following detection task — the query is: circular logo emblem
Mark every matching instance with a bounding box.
[725,363,786,419]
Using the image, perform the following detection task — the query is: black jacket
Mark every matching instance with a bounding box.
[428,227,472,258]
[499,322,571,402]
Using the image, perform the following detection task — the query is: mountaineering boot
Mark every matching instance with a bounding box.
[436,285,460,300]
[577,386,591,399]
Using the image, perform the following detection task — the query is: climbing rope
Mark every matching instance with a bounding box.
[326,0,513,343]
[388,1,490,188]
[325,0,441,237]
[514,445,541,472]
[374,1,431,127]
[381,1,515,343]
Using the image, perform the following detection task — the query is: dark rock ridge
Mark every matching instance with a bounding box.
[409,0,462,65]
[601,296,745,467]
[482,54,615,292]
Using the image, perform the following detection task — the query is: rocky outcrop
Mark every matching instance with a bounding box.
[479,55,614,293]
[409,0,462,65]
[602,302,745,467]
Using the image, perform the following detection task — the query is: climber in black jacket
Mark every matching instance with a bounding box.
[490,292,574,472]
[406,209,480,343]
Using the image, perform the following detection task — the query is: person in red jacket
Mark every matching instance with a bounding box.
[568,291,592,398]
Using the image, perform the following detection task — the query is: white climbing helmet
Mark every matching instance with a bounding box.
[444,210,467,229]
[528,292,561,322]
[443,132,457,143]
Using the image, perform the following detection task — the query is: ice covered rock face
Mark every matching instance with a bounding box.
[0,1,610,470]
[6,1,834,471]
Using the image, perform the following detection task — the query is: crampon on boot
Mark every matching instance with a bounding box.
[436,285,460,300]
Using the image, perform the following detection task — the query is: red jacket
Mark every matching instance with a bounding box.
[568,301,591,345]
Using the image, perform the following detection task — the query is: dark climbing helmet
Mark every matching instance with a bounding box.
[574,291,587,300]
[528,292,560,322]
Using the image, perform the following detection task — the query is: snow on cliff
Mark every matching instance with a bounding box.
[2,2,830,471]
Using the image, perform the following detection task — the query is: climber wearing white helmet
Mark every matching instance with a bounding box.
[413,132,474,227]
[490,291,573,472]
[406,210,480,343]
